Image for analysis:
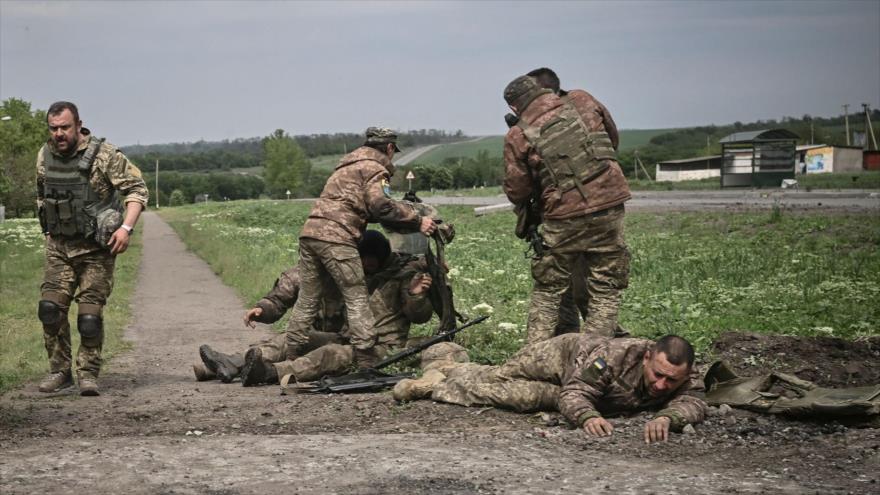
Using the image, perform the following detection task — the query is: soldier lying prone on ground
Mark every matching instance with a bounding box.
[394,334,707,443]
[193,230,435,385]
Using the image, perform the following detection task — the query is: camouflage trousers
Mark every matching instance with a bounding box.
[430,334,581,413]
[40,244,115,378]
[287,238,376,351]
[528,206,629,343]
[247,331,350,382]
[274,341,404,382]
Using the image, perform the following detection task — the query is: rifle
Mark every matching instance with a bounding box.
[425,228,462,336]
[280,315,489,394]
[514,197,545,259]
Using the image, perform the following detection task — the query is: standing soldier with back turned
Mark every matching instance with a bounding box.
[36,101,148,396]
[502,75,631,343]
[287,127,436,369]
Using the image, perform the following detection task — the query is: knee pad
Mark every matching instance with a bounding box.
[77,314,104,345]
[38,300,63,325]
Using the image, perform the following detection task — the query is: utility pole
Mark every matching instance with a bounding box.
[706,135,710,156]
[842,104,850,145]
[155,159,159,209]
[863,103,878,151]
[810,120,814,144]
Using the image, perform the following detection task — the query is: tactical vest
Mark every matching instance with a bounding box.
[517,103,616,198]
[705,361,880,423]
[40,136,122,241]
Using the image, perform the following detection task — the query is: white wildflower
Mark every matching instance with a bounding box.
[497,322,517,331]
[471,303,494,315]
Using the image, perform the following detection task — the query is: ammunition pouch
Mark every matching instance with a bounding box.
[38,300,63,326]
[77,314,104,346]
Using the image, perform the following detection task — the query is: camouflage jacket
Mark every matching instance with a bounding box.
[503,92,631,220]
[299,146,422,247]
[252,253,434,345]
[253,265,346,333]
[558,337,707,430]
[36,129,149,257]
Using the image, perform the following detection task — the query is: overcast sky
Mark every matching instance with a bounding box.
[2,0,878,146]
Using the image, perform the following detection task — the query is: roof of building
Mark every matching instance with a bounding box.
[658,155,722,165]
[719,129,800,143]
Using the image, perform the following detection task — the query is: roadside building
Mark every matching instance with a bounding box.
[655,155,722,182]
[719,129,799,188]
[796,145,864,174]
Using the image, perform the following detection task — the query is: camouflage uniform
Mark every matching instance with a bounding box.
[274,252,434,381]
[503,78,631,342]
[36,130,148,380]
[429,334,582,412]
[289,130,423,356]
[559,337,707,431]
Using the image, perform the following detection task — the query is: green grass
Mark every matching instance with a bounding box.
[618,128,677,151]
[158,201,880,366]
[412,137,503,164]
[408,129,670,165]
[0,219,142,392]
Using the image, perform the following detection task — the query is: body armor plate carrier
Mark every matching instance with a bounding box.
[40,136,123,243]
[517,104,616,199]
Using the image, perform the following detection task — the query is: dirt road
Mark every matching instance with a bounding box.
[1,212,877,494]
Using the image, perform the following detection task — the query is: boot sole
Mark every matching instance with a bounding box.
[80,388,100,397]
[38,380,74,393]
[240,348,264,387]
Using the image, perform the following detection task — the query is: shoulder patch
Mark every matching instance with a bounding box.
[580,357,608,383]
[381,178,391,197]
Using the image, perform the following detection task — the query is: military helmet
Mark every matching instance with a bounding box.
[94,208,123,248]
[365,126,402,152]
[503,75,552,112]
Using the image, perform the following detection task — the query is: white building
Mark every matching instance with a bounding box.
[796,145,864,174]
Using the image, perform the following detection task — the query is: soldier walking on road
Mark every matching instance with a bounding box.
[36,101,148,396]
[502,73,631,343]
[288,127,436,368]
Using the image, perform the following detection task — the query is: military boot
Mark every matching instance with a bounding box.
[199,345,245,383]
[240,348,279,387]
[193,362,217,381]
[353,347,380,370]
[78,376,100,396]
[392,369,447,402]
[38,371,73,393]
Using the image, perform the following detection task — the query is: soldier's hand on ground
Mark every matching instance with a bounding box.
[644,416,671,444]
[409,273,433,295]
[108,228,130,255]
[419,217,437,236]
[584,417,614,437]
[244,307,263,328]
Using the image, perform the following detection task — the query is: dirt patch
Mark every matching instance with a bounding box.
[711,331,880,388]
[1,213,878,494]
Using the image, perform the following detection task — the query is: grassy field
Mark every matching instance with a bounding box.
[0,219,142,392]
[158,201,879,366]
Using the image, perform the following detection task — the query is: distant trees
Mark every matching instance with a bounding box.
[392,149,503,192]
[262,129,311,198]
[0,98,46,217]
[144,171,265,206]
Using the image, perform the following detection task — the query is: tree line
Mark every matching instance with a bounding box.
[123,129,466,173]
